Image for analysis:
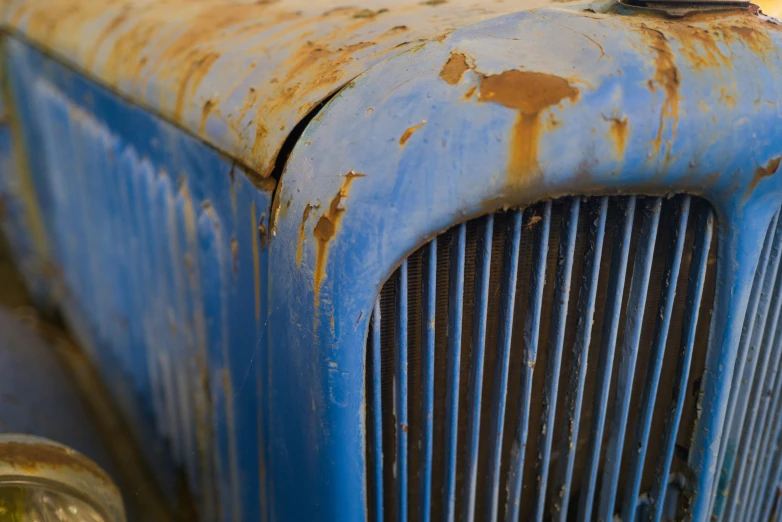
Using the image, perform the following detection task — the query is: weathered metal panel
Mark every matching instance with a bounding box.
[0,0,579,178]
[4,0,782,520]
[266,4,782,521]
[4,38,273,522]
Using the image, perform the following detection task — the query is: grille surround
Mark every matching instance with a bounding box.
[711,209,782,522]
[366,195,717,522]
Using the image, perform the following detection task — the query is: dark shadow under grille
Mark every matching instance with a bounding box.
[366,195,717,522]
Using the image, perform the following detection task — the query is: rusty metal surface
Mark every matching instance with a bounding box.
[263,2,782,520]
[0,0,578,178]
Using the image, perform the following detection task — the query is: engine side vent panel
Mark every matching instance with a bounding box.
[366,195,717,522]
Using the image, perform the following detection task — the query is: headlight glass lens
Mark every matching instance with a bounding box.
[0,485,106,522]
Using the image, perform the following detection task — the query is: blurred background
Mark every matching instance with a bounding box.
[0,231,180,521]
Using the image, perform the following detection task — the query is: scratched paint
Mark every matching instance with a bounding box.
[266,4,782,521]
[4,39,274,522]
[7,0,782,521]
[1,0,582,178]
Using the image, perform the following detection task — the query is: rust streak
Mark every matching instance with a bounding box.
[313,171,365,307]
[231,237,239,276]
[478,70,578,183]
[296,203,314,268]
[84,10,129,67]
[399,120,427,146]
[605,115,629,160]
[748,156,782,194]
[439,52,470,85]
[174,51,220,123]
[640,26,679,162]
[199,99,215,135]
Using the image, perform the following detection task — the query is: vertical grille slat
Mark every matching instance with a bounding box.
[649,204,714,522]
[505,201,552,522]
[367,196,717,522]
[598,197,663,521]
[485,210,523,522]
[420,239,437,522]
[463,216,495,522]
[396,261,410,522]
[622,196,691,522]
[532,197,581,522]
[576,197,637,522]
[372,300,384,522]
[443,223,467,522]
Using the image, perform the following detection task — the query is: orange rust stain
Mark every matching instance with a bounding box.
[640,26,679,161]
[313,171,365,306]
[439,52,471,85]
[251,201,261,323]
[478,70,578,182]
[84,9,129,67]
[527,215,542,229]
[259,212,268,249]
[727,24,774,55]
[433,31,452,43]
[296,203,314,268]
[200,99,215,135]
[342,41,376,52]
[718,87,737,108]
[175,51,221,123]
[748,156,782,194]
[231,237,239,275]
[0,442,112,485]
[463,85,477,100]
[399,120,427,146]
[353,8,388,19]
[605,115,629,159]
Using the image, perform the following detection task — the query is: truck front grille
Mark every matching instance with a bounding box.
[366,195,717,522]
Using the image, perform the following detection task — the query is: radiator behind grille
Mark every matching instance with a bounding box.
[366,195,716,522]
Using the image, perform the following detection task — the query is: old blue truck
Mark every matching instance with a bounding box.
[1,0,781,520]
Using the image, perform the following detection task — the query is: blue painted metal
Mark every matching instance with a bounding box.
[370,196,717,522]
[564,195,610,522]
[745,284,782,520]
[462,214,493,522]
[726,216,782,521]
[443,222,465,522]
[268,4,782,513]
[485,211,522,522]
[598,197,662,521]
[650,206,715,522]
[505,201,551,522]
[576,197,636,522]
[711,212,780,519]
[370,300,384,522]
[395,260,409,522]
[3,38,271,522]
[623,196,691,522]
[534,197,579,522]
[420,240,436,522]
[5,1,782,521]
